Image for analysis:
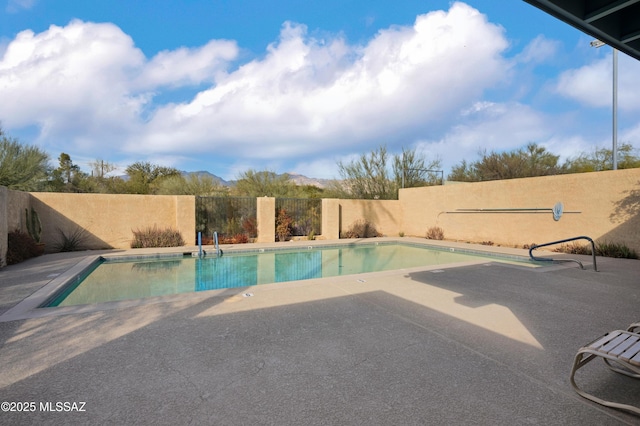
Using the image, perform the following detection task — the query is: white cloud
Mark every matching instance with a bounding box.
[417,101,552,172]
[620,122,640,147]
[556,52,640,110]
[452,101,548,150]
[515,35,560,64]
[0,19,238,158]
[135,40,238,90]
[133,2,509,158]
[6,0,36,13]
[290,157,343,180]
[0,21,146,140]
[1,2,556,179]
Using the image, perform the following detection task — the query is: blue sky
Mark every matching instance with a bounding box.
[1,0,639,180]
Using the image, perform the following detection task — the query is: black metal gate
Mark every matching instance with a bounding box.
[196,197,257,243]
[276,198,321,237]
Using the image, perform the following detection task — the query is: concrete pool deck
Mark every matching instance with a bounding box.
[0,238,639,424]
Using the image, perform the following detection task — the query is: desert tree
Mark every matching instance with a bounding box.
[89,159,117,179]
[337,145,393,199]
[393,146,442,189]
[48,153,91,192]
[125,161,181,194]
[564,143,640,173]
[449,143,564,182]
[232,170,298,198]
[337,145,440,199]
[0,127,50,191]
[155,173,229,196]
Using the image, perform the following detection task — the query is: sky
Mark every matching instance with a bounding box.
[1,0,639,181]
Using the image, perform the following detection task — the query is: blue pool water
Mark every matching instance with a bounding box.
[45,243,537,307]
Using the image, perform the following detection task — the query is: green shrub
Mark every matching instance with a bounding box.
[7,230,41,264]
[426,226,444,240]
[341,220,381,238]
[553,241,638,259]
[53,227,88,252]
[131,226,185,248]
[596,241,638,259]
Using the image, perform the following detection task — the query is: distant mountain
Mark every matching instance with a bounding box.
[286,173,333,189]
[183,171,333,189]
[182,171,230,186]
[114,169,335,190]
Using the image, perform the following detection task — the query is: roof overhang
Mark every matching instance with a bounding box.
[523,0,640,61]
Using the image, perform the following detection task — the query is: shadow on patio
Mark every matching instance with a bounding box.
[1,255,639,424]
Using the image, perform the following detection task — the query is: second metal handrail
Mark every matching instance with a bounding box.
[529,236,598,271]
[214,231,222,257]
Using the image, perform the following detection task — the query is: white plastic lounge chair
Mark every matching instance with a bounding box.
[628,322,640,333]
[570,327,640,415]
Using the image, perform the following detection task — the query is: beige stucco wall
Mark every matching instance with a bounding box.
[400,168,640,252]
[256,197,275,243]
[321,199,340,240]
[2,168,639,267]
[30,193,196,251]
[339,199,403,237]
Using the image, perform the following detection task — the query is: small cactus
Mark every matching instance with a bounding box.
[25,207,42,243]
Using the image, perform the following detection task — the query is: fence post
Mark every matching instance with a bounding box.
[321,198,340,240]
[256,197,276,243]
[177,195,196,247]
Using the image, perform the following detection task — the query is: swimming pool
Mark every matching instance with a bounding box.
[42,242,540,308]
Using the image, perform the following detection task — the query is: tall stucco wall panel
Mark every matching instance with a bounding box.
[339,199,402,237]
[321,199,340,240]
[256,197,275,243]
[175,196,196,245]
[400,169,640,252]
[30,193,195,250]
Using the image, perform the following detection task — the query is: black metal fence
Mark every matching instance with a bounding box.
[196,196,322,243]
[196,197,257,243]
[276,198,321,237]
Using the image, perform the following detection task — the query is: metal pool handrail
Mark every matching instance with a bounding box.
[214,231,222,257]
[195,231,223,257]
[529,236,598,271]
